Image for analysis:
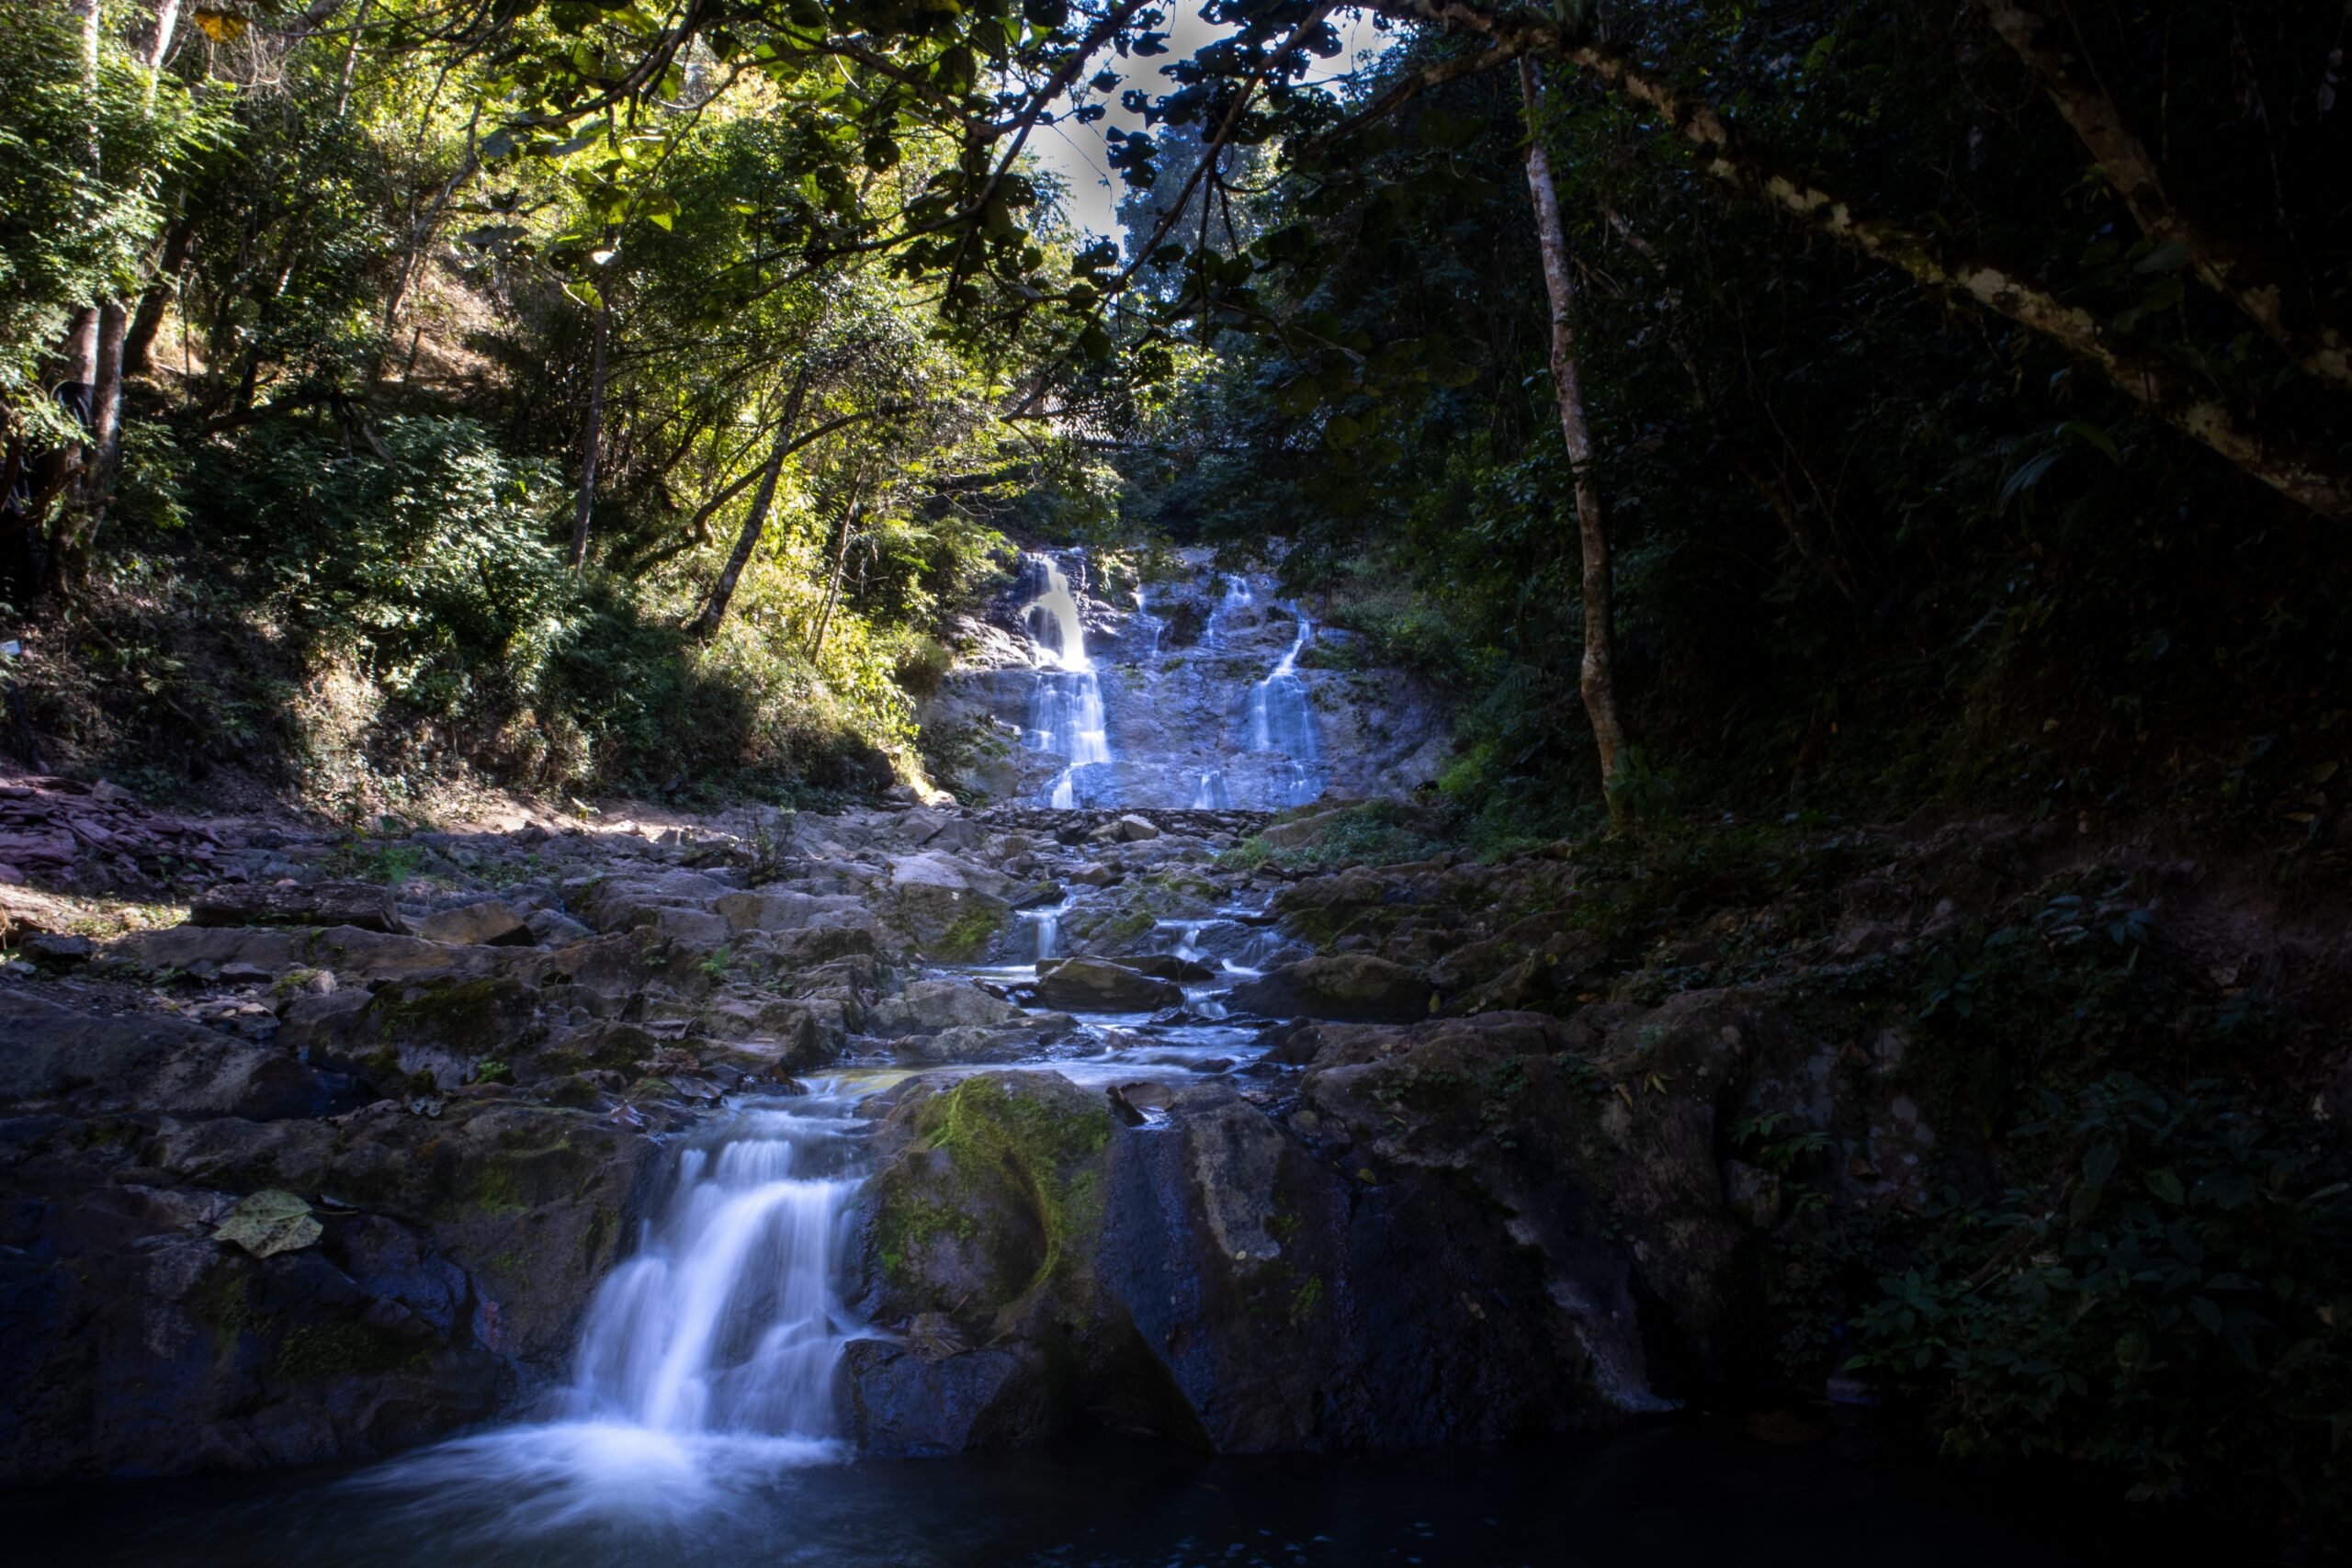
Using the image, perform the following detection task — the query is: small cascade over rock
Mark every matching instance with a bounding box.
[1014,552,1113,807]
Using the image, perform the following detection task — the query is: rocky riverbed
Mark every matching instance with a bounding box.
[2,778,2346,1493]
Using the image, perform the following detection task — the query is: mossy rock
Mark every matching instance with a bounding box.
[864,1073,1114,1331]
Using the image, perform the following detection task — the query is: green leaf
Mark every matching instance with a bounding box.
[2132,239,2190,273]
[215,1190,322,1258]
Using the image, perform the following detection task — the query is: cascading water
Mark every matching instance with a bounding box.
[1245,607,1322,807]
[1016,553,1113,808]
[342,1094,871,1532]
[567,1107,862,1437]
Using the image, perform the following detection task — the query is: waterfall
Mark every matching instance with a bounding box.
[1245,608,1322,807]
[1017,553,1113,808]
[566,1105,863,1438]
[1190,770,1231,808]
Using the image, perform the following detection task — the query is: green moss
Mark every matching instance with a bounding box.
[876,1077,1114,1314]
[372,976,525,1053]
[933,905,1007,960]
[470,1162,526,1213]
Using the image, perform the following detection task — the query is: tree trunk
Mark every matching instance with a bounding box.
[124,215,196,376]
[1374,1,2352,524]
[89,302,127,474]
[1521,59,1632,827]
[145,0,181,84]
[566,286,612,569]
[1971,0,2351,391]
[690,375,809,636]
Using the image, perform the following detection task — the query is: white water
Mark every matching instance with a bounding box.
[1245,608,1323,807]
[1017,553,1113,808]
[567,1111,861,1436]
[346,1096,870,1529]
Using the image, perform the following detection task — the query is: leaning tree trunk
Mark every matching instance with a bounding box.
[1970,0,2351,392]
[1373,1,2352,524]
[123,214,196,376]
[566,285,612,570]
[690,374,809,637]
[1521,59,1633,827]
[807,489,865,661]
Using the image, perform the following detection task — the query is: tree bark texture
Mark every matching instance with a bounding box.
[1521,59,1632,826]
[124,216,197,376]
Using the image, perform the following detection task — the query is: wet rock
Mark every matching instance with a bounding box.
[1032,958,1182,1012]
[886,853,1012,960]
[1227,954,1438,1022]
[857,1070,1601,1452]
[1122,953,1216,982]
[1009,880,1064,909]
[190,881,404,933]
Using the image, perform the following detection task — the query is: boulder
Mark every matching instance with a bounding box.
[854,1071,1604,1453]
[0,1099,663,1481]
[1227,954,1437,1022]
[1113,814,1162,842]
[524,908,594,946]
[416,899,531,947]
[1032,958,1182,1013]
[870,978,1023,1033]
[886,853,1012,960]
[1122,953,1216,982]
[189,881,403,933]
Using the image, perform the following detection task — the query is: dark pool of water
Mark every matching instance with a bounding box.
[4,1419,2187,1568]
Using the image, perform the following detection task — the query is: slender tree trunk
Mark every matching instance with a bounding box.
[334,0,370,117]
[62,310,99,403]
[566,286,612,569]
[89,303,127,471]
[1521,59,1632,827]
[691,373,809,636]
[807,492,863,661]
[1970,0,2351,391]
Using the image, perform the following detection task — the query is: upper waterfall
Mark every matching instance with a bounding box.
[924,547,1449,809]
[1014,552,1114,807]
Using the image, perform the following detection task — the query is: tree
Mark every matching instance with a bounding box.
[1518,58,1629,825]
